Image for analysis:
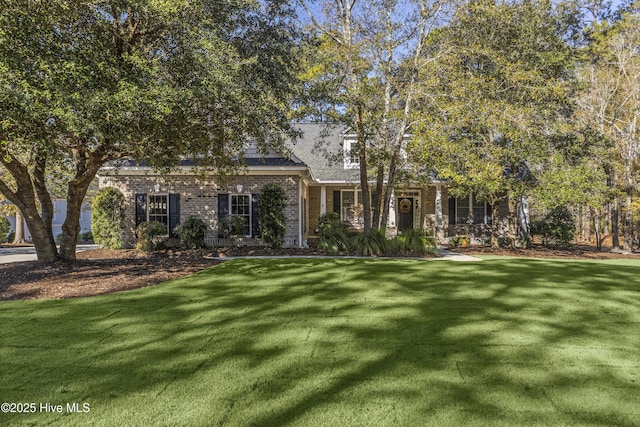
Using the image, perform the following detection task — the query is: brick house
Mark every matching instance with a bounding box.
[98,123,507,247]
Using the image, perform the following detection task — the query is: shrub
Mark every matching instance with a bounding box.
[400,229,437,256]
[80,231,94,242]
[0,216,10,243]
[6,231,15,243]
[317,213,352,254]
[259,183,288,248]
[91,187,125,249]
[318,212,341,232]
[218,216,249,238]
[136,221,167,252]
[533,206,575,248]
[175,216,207,249]
[351,229,386,256]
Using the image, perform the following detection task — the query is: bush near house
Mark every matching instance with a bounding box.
[317,212,353,254]
[217,216,249,238]
[531,206,575,248]
[92,187,126,249]
[175,216,207,249]
[0,216,10,242]
[136,221,167,252]
[259,183,288,248]
[389,229,438,256]
[317,213,437,257]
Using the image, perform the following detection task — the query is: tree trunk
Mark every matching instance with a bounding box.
[592,208,601,252]
[0,155,58,262]
[518,195,531,248]
[623,184,633,253]
[372,167,385,230]
[12,210,25,244]
[507,193,518,248]
[491,197,500,248]
[355,106,372,233]
[611,198,620,249]
[381,121,409,233]
[59,199,82,261]
[20,204,58,262]
[58,153,102,260]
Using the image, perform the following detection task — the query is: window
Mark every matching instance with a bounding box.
[135,193,180,236]
[450,193,491,225]
[341,189,363,227]
[230,194,251,236]
[218,193,259,238]
[343,138,359,169]
[455,196,470,224]
[148,194,169,231]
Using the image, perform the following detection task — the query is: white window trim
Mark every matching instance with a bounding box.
[147,193,170,235]
[229,193,252,237]
[340,189,364,228]
[343,137,360,169]
[454,193,490,225]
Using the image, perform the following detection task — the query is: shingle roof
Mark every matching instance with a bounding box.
[288,123,361,183]
[108,156,304,169]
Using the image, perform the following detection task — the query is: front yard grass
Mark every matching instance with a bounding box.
[1,257,639,426]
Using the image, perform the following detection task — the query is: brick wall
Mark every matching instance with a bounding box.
[98,173,302,247]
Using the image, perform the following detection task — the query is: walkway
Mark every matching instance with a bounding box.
[0,245,99,264]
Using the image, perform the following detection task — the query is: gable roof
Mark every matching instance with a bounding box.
[288,123,361,184]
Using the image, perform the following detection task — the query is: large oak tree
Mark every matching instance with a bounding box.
[410,0,577,247]
[0,0,302,262]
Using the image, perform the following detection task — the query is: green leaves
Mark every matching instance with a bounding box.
[412,0,577,203]
[0,0,302,260]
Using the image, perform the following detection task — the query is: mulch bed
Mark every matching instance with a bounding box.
[455,244,640,260]
[1,244,637,301]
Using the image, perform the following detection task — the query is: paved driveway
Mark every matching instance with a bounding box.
[0,245,99,264]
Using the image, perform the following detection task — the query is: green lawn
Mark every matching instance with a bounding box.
[1,257,639,426]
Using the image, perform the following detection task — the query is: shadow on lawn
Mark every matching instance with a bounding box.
[1,258,639,426]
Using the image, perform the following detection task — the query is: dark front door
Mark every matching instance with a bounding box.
[398,197,414,232]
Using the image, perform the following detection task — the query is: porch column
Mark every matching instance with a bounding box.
[435,184,444,242]
[388,189,396,228]
[320,185,326,215]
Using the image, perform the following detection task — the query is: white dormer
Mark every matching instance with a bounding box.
[343,136,359,169]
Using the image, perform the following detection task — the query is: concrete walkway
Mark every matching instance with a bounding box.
[0,245,100,264]
[437,248,482,261]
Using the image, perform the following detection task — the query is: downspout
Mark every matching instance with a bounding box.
[298,177,303,248]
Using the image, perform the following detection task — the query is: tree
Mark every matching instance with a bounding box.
[0,0,302,262]
[259,183,288,248]
[297,0,450,232]
[91,187,125,250]
[0,198,24,244]
[410,0,577,247]
[0,214,9,242]
[576,10,640,252]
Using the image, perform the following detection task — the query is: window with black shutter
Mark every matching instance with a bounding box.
[333,190,341,214]
[218,193,229,220]
[168,194,180,237]
[136,193,180,236]
[251,194,260,238]
[135,193,147,228]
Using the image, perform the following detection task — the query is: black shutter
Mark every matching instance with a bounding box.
[251,193,260,238]
[486,202,492,224]
[333,190,341,214]
[135,193,147,227]
[169,194,180,237]
[218,193,229,219]
[448,197,456,225]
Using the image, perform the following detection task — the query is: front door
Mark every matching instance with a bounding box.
[398,197,414,232]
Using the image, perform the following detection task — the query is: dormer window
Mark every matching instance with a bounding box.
[343,137,359,169]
